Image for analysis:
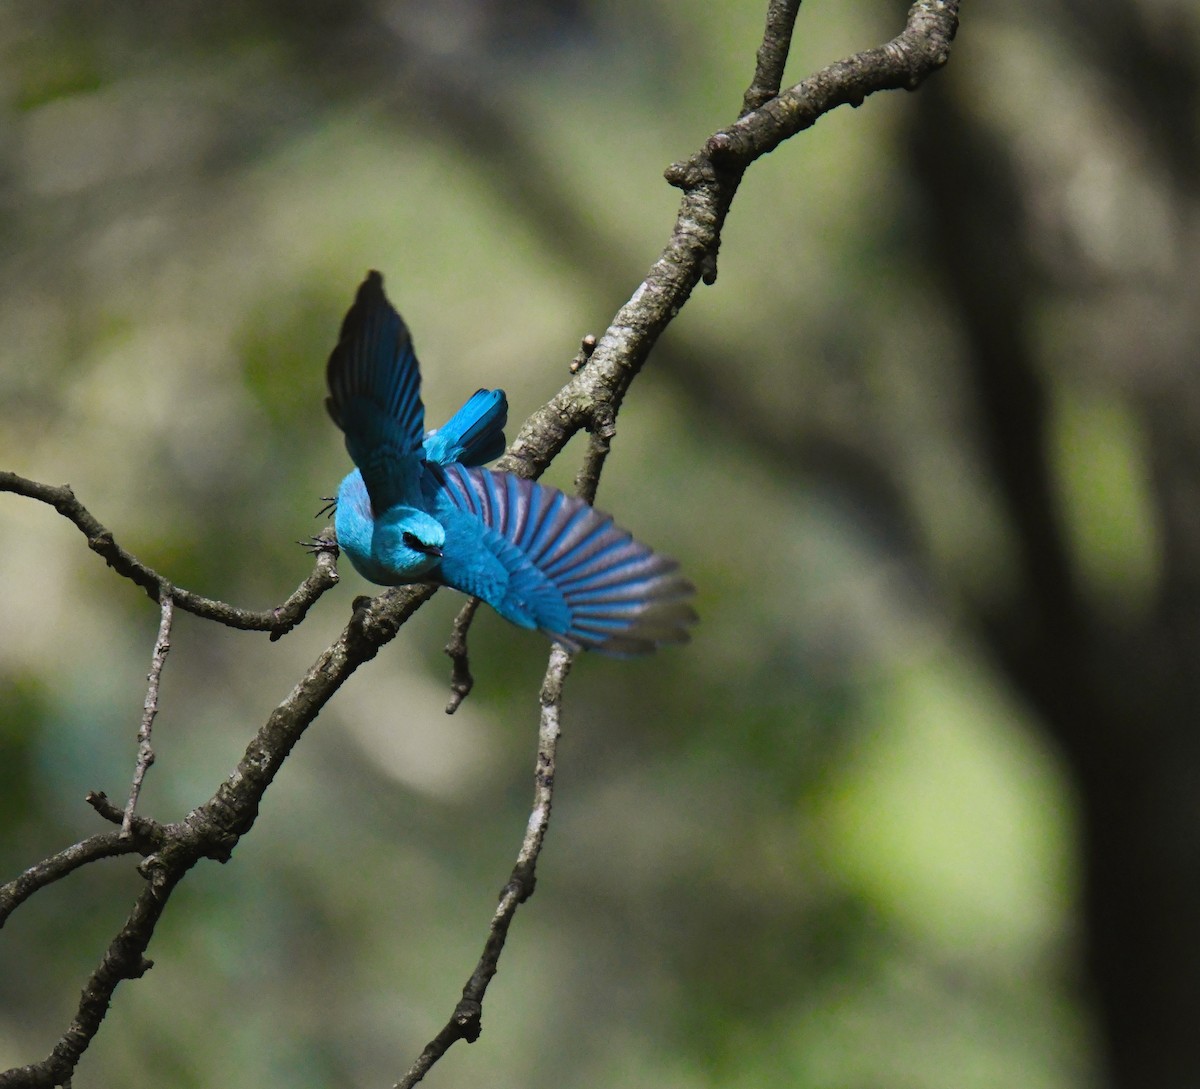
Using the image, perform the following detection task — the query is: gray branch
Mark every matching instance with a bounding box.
[0,472,339,640]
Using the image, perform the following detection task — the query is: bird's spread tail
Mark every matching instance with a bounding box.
[424,389,508,467]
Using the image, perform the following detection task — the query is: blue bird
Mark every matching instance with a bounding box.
[325,271,696,654]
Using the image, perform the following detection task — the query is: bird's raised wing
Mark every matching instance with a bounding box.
[430,464,697,655]
[326,271,425,511]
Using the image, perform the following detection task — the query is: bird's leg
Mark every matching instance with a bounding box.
[299,527,339,557]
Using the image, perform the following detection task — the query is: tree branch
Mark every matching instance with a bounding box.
[395,644,571,1089]
[0,472,339,639]
[0,830,159,929]
[123,594,173,834]
[395,3,959,1084]
[502,0,957,485]
[741,0,802,115]
[443,597,481,714]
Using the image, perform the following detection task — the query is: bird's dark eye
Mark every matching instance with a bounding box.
[401,529,443,558]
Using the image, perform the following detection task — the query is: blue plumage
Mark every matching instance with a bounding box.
[325,270,696,654]
[423,388,508,467]
[325,275,426,512]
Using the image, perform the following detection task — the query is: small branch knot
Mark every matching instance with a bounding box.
[453,1000,483,1042]
[663,156,715,191]
[590,403,616,442]
[706,131,737,159]
[569,334,598,373]
[505,864,537,903]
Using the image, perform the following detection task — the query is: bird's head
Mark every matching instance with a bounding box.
[374,507,445,580]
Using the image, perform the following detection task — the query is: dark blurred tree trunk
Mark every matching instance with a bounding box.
[908,16,1200,1082]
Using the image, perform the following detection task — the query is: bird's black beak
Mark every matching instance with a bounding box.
[419,543,443,559]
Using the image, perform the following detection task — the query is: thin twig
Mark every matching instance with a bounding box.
[123,594,174,835]
[444,598,480,714]
[0,831,158,929]
[395,644,572,1089]
[572,405,617,506]
[679,0,959,185]
[87,789,163,835]
[0,473,339,637]
[741,0,803,115]
[410,343,612,1078]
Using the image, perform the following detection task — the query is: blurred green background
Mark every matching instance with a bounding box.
[2,1,1197,1086]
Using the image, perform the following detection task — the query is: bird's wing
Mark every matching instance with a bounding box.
[423,388,508,467]
[431,464,697,655]
[326,271,425,510]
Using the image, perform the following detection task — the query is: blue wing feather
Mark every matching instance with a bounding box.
[424,388,508,467]
[429,465,696,655]
[326,271,425,510]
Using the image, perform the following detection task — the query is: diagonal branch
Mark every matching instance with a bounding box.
[501,0,959,482]
[7,866,186,1089]
[394,644,572,1089]
[670,0,958,190]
